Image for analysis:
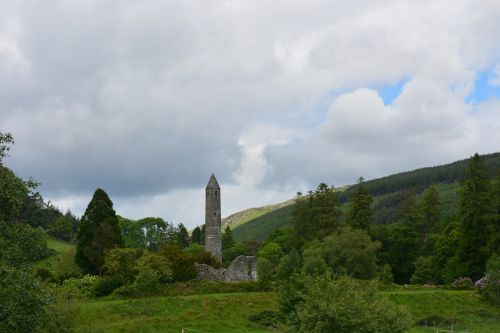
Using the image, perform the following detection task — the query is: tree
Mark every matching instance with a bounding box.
[410,256,437,284]
[75,189,123,274]
[48,216,74,241]
[292,183,341,247]
[175,223,190,249]
[458,153,492,279]
[418,186,440,244]
[346,177,373,230]
[161,244,197,281]
[0,132,14,164]
[302,227,381,280]
[222,225,235,250]
[276,248,301,281]
[191,226,201,244]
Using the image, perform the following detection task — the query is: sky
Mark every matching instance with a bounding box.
[1,0,500,228]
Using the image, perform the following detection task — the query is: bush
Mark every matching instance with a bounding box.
[451,277,475,290]
[279,275,412,333]
[477,254,500,305]
[161,245,196,281]
[61,274,99,299]
[410,256,437,285]
[34,267,55,282]
[93,275,124,297]
[250,310,284,328]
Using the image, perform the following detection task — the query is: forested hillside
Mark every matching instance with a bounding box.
[232,152,500,242]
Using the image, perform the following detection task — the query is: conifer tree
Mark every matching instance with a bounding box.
[418,185,440,244]
[347,177,373,230]
[175,223,190,249]
[458,153,492,279]
[222,225,235,250]
[191,226,201,244]
[75,189,123,274]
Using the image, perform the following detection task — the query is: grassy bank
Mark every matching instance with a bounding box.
[35,237,80,277]
[75,292,277,333]
[73,289,500,332]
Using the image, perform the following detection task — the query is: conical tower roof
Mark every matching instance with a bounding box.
[206,174,220,189]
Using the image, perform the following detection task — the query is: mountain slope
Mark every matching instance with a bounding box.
[231,152,500,242]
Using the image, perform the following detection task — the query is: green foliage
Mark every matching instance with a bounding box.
[161,244,196,282]
[175,223,190,249]
[347,177,373,230]
[104,248,143,283]
[0,222,54,265]
[292,184,341,247]
[75,188,123,274]
[256,257,275,286]
[222,225,235,250]
[0,132,14,162]
[458,153,494,279]
[191,225,201,244]
[280,275,411,333]
[93,275,124,297]
[223,242,252,264]
[0,166,28,220]
[479,253,500,305]
[0,264,75,332]
[61,274,100,299]
[410,256,437,284]
[276,248,301,281]
[380,264,394,285]
[257,241,284,265]
[418,185,440,244]
[249,310,284,329]
[137,251,173,284]
[48,215,74,242]
[303,227,381,279]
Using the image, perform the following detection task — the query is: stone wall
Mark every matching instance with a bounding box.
[195,255,258,282]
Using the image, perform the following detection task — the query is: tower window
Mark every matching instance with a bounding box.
[214,211,217,216]
[215,191,218,196]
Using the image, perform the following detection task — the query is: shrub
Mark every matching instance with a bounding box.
[250,310,284,329]
[161,245,196,281]
[61,274,99,299]
[34,267,55,282]
[477,254,500,305]
[410,256,437,285]
[451,277,475,290]
[93,275,124,297]
[279,275,412,333]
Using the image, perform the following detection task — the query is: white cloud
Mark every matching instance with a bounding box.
[1,0,500,226]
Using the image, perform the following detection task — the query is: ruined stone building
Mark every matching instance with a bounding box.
[196,174,257,282]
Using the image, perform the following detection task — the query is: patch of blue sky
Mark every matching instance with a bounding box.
[372,77,409,106]
[465,68,500,105]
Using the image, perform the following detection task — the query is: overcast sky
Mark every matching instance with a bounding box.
[1,0,500,228]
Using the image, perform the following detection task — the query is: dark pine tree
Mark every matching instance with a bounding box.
[176,223,190,249]
[347,177,373,230]
[222,225,235,250]
[191,226,201,244]
[458,153,492,279]
[75,189,123,274]
[418,185,440,244]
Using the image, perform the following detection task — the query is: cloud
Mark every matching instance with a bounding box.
[1,1,500,227]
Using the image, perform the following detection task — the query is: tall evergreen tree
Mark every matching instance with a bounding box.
[75,189,123,274]
[458,153,492,279]
[347,177,373,230]
[176,223,190,249]
[191,226,201,244]
[292,183,341,247]
[222,225,235,250]
[418,185,440,244]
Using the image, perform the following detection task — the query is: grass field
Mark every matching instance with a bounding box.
[35,237,80,277]
[73,289,500,333]
[75,292,277,333]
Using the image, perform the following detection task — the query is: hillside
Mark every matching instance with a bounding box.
[73,289,500,332]
[35,237,80,277]
[231,152,500,242]
[222,199,295,230]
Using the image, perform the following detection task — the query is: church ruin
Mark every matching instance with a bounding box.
[196,174,257,282]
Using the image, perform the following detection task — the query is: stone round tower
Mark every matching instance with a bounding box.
[205,174,222,261]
